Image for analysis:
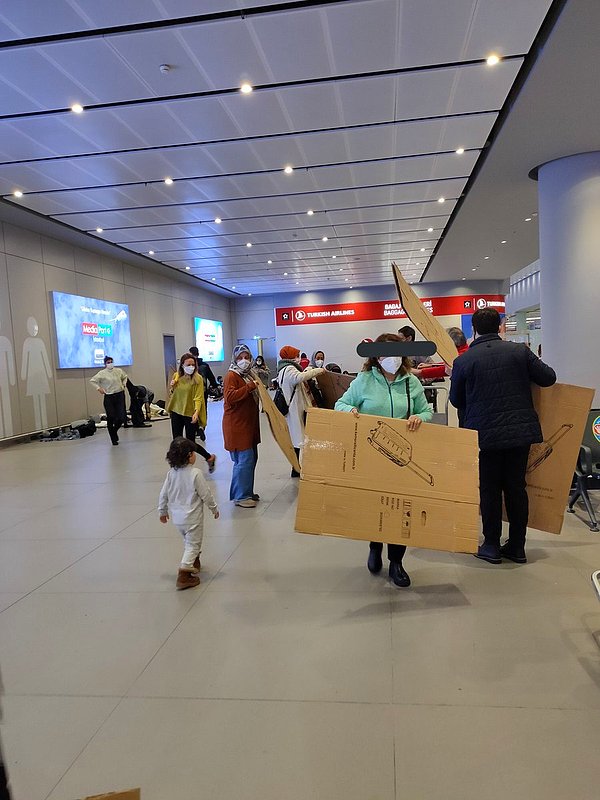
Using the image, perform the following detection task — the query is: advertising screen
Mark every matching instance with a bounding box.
[194,317,224,362]
[51,291,133,369]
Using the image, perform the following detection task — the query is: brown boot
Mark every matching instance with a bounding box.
[193,555,201,571]
[176,569,200,590]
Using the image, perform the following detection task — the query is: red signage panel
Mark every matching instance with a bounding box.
[275,295,505,326]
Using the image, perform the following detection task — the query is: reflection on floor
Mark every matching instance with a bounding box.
[1,403,600,800]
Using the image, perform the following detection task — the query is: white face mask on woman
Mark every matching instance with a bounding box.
[237,358,251,371]
[105,363,114,371]
[379,356,403,375]
[183,365,195,375]
[315,359,324,368]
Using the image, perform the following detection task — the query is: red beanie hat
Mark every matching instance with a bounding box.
[280,345,300,360]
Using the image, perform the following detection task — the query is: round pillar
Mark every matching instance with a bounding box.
[537,152,600,401]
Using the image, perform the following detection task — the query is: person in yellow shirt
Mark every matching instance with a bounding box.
[167,353,217,472]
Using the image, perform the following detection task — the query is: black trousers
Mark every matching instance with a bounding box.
[369,541,407,563]
[479,445,531,547]
[103,391,126,444]
[170,411,211,460]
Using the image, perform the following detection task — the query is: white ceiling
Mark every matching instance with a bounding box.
[0,0,555,296]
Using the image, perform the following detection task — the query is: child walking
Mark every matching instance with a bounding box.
[159,437,219,590]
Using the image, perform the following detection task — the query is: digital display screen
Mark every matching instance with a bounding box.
[194,317,224,362]
[51,291,133,369]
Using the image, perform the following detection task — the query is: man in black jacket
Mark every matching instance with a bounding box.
[450,309,556,564]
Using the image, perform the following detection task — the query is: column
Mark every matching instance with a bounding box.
[537,152,600,402]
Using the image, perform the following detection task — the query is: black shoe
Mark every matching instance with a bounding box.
[367,548,383,575]
[475,543,502,564]
[111,440,119,446]
[291,470,300,478]
[252,494,260,501]
[389,561,411,587]
[500,543,527,564]
[198,427,206,441]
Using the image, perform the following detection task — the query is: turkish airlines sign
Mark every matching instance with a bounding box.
[275,295,505,326]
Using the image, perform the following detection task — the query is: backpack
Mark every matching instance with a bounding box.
[71,418,96,438]
[274,367,297,416]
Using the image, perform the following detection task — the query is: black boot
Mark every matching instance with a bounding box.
[500,541,527,564]
[389,561,411,588]
[367,544,383,574]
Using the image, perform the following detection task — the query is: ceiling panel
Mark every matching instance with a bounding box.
[0,0,556,295]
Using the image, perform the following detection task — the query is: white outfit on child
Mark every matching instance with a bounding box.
[158,464,218,569]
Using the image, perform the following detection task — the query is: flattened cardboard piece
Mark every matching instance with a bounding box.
[316,370,355,409]
[83,791,140,800]
[525,383,594,534]
[392,262,459,367]
[255,380,301,473]
[295,408,479,553]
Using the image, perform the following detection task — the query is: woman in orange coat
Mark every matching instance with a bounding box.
[222,345,261,508]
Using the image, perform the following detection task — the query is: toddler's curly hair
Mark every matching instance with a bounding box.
[166,436,195,468]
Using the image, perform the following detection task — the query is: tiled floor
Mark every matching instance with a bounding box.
[1,405,600,800]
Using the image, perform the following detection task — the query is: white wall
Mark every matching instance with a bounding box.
[505,260,541,314]
[0,222,233,439]
[233,279,505,372]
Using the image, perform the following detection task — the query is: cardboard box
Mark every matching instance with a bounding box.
[255,380,301,473]
[295,408,480,553]
[315,370,355,409]
[82,791,140,800]
[392,262,459,366]
[524,383,594,534]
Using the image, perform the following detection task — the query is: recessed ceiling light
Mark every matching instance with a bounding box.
[350,286,353,289]
[307,209,314,216]
[345,278,348,282]
[427,227,433,232]
[248,293,252,296]
[322,236,328,242]
[211,277,216,281]
[455,147,465,155]
[267,260,273,264]
[472,267,478,271]
[71,103,84,114]
[185,266,190,270]
[246,242,252,248]
[240,82,253,94]
[95,226,103,233]
[232,286,236,289]
[284,165,294,175]
[420,247,425,252]
[486,54,500,66]
[284,272,288,276]
[339,268,343,271]
[164,177,174,185]
[214,217,222,224]
[296,281,299,285]
[332,255,336,259]
[13,189,24,198]
[461,277,466,281]
[484,256,489,260]
[501,240,507,244]
[148,250,154,255]
[525,217,532,222]
[438,197,445,203]
[415,262,420,266]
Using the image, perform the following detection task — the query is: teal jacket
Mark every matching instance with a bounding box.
[335,369,433,422]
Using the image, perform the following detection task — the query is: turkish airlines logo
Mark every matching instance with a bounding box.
[295,310,306,321]
[476,298,487,310]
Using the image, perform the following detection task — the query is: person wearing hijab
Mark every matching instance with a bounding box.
[253,355,271,387]
[277,345,325,477]
[167,353,217,473]
[223,345,261,508]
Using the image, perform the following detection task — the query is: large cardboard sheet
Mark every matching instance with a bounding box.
[316,370,355,409]
[295,408,480,553]
[392,262,459,367]
[255,380,301,473]
[525,383,594,534]
[83,791,140,800]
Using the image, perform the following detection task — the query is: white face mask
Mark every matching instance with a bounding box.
[106,363,114,371]
[315,359,324,368]
[380,356,403,375]
[183,365,195,375]
[237,358,251,371]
